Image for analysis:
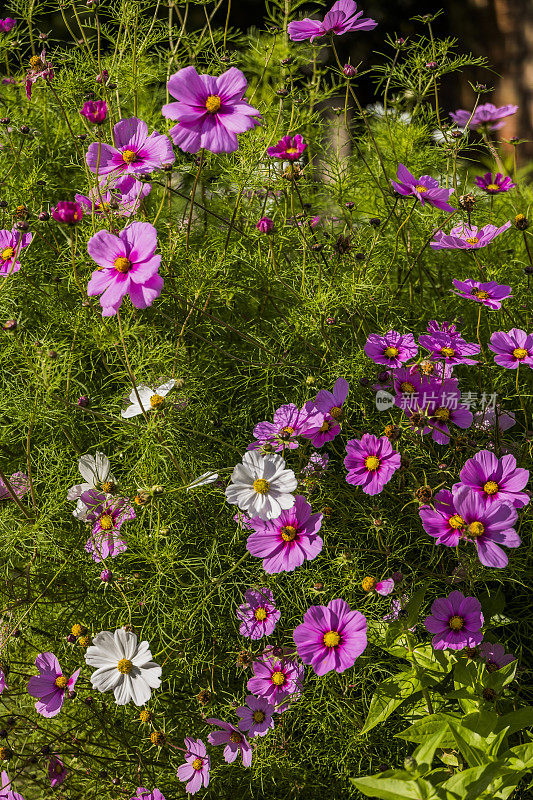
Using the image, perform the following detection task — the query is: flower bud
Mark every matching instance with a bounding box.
[51,201,83,225]
[80,99,108,125]
[256,216,274,234]
[38,211,50,221]
[515,214,529,230]
[343,64,357,78]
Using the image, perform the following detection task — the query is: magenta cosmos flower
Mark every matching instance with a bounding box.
[86,117,174,177]
[426,320,461,339]
[130,789,166,800]
[246,494,323,573]
[364,330,418,368]
[51,201,84,225]
[452,278,512,310]
[288,0,377,42]
[48,757,67,788]
[80,100,108,125]
[87,221,162,316]
[455,450,529,509]
[391,164,455,212]
[475,172,516,195]
[207,719,252,767]
[248,403,309,452]
[478,642,516,671]
[450,102,518,132]
[247,652,304,711]
[27,653,80,717]
[267,134,307,162]
[0,772,24,800]
[293,598,367,676]
[402,378,473,445]
[0,229,32,276]
[177,738,210,796]
[418,331,480,366]
[81,489,135,562]
[0,669,5,695]
[76,175,151,218]
[313,377,349,421]
[256,216,274,234]
[424,591,483,650]
[236,587,280,639]
[430,222,511,250]
[236,695,275,738]
[489,329,533,370]
[25,50,53,99]
[419,489,466,547]
[162,66,261,155]
[300,402,341,447]
[0,19,16,33]
[344,434,401,495]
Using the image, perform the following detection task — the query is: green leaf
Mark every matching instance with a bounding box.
[495,707,533,737]
[440,762,510,799]
[404,588,427,630]
[445,719,489,767]
[414,727,449,770]
[478,588,505,620]
[351,773,443,800]
[407,644,453,675]
[361,670,421,735]
[483,660,517,692]
[397,713,460,747]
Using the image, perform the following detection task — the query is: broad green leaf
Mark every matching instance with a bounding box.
[361,670,421,735]
[351,773,443,800]
[404,588,427,630]
[453,660,480,689]
[407,644,453,675]
[495,707,533,737]
[445,720,489,767]
[397,713,460,747]
[505,742,533,771]
[440,762,510,799]
[484,660,517,692]
[414,727,449,770]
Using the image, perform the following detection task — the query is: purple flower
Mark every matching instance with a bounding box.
[419,489,464,547]
[455,450,529,509]
[288,0,377,42]
[0,472,29,500]
[162,66,261,155]
[478,642,516,672]
[450,486,520,568]
[489,329,533,370]
[81,490,135,562]
[27,653,80,718]
[301,452,330,477]
[177,738,210,795]
[450,103,518,132]
[87,221,162,316]
[313,377,349,420]
[344,434,401,495]
[0,669,5,695]
[424,591,483,650]
[80,100,108,125]
[25,50,53,100]
[76,175,151,218]
[130,789,166,800]
[206,718,252,767]
[51,201,84,225]
[86,117,175,177]
[0,229,32,276]
[96,69,109,84]
[0,771,24,800]
[248,403,309,452]
[400,378,473,445]
[426,320,461,339]
[100,569,113,582]
[364,330,418,368]
[236,588,280,639]
[48,756,67,788]
[293,598,367,676]
[267,134,307,162]
[256,216,274,233]
[247,652,304,711]
[430,222,511,250]
[0,19,16,33]
[383,595,415,630]
[451,278,512,310]
[236,695,275,738]
[300,403,341,448]
[246,494,323,573]
[475,172,516,194]
[418,331,480,366]
[391,164,455,212]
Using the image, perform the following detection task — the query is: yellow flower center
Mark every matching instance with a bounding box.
[114,257,131,273]
[440,347,455,358]
[30,55,43,69]
[121,149,137,164]
[253,478,270,494]
[384,346,399,357]
[486,183,500,191]
[449,615,464,631]
[229,731,243,743]
[252,710,266,723]
[55,676,68,689]
[280,525,297,542]
[254,607,268,621]
[400,381,416,393]
[468,521,485,537]
[465,237,479,244]
[415,185,428,193]
[474,290,489,299]
[285,147,299,154]
[99,513,114,530]
[271,670,286,686]
[101,480,114,493]
[448,514,465,529]
[362,576,376,592]
[323,630,341,648]
[364,456,380,471]
[330,406,343,419]
[117,658,133,674]
[433,407,450,421]
[513,348,528,360]
[1,247,14,261]
[150,393,164,409]
[483,481,498,495]
[279,426,295,438]
[205,95,221,113]
[192,757,203,771]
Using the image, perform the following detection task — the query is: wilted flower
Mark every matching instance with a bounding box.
[25,50,53,99]
[80,100,108,125]
[256,216,274,233]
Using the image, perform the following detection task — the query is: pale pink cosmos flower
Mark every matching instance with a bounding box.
[86,117,174,177]
[76,175,151,218]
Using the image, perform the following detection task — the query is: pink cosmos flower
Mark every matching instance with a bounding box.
[236,587,280,639]
[478,642,516,671]
[0,229,32,276]
[130,788,166,800]
[206,718,252,767]
[247,652,304,711]
[455,450,529,509]
[293,598,367,676]
[300,402,341,448]
[313,377,349,420]
[81,489,135,562]
[400,378,473,445]
[25,50,53,99]
[475,172,516,194]
[301,452,330,477]
[489,329,533,370]
[86,117,175,177]
[0,19,16,33]
[0,471,29,500]
[256,217,274,233]
[27,652,80,718]
[0,771,24,800]
[424,591,483,650]
[418,331,480,366]
[246,494,323,573]
[80,100,108,125]
[364,330,418,368]
[177,738,210,795]
[51,201,84,225]
[76,175,151,218]
[162,66,261,154]
[48,756,67,788]
[419,489,465,547]
[87,221,162,316]
[267,134,307,162]
[430,222,511,250]
[236,695,275,738]
[288,0,377,42]
[450,102,518,132]
[0,669,5,695]
[451,278,512,310]
[391,164,455,212]
[344,434,401,495]
[248,403,309,452]
[362,576,395,596]
[426,320,462,339]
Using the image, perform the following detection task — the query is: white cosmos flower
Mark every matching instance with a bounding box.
[67,452,115,502]
[225,451,297,521]
[121,379,176,419]
[85,628,161,706]
[185,471,219,492]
